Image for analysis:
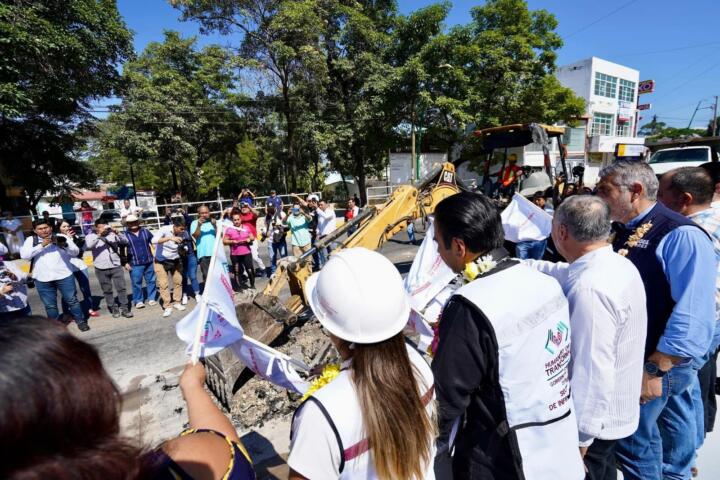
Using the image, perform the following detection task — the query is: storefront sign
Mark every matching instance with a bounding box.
[638,80,655,94]
[615,144,646,158]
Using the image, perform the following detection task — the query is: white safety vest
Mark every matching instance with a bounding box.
[301,345,436,479]
[455,263,584,480]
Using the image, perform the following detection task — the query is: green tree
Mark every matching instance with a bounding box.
[172,0,327,191]
[98,31,243,199]
[0,0,133,213]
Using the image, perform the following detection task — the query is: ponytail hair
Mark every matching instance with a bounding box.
[351,333,436,479]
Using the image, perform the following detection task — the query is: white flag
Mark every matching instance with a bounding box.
[176,227,244,357]
[403,219,456,311]
[230,337,309,395]
[403,219,457,350]
[501,193,553,243]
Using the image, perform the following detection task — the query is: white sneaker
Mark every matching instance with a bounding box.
[181,294,188,305]
[148,300,158,306]
[163,307,172,318]
[174,303,186,311]
[135,302,145,309]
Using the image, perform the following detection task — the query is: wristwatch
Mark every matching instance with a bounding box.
[644,361,668,378]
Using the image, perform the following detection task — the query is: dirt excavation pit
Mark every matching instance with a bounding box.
[227,315,338,429]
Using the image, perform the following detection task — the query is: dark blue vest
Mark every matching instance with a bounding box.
[611,202,703,359]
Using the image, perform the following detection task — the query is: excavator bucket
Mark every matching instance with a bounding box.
[203,293,297,410]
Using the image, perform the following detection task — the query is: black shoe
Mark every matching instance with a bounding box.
[121,309,133,318]
[77,322,90,332]
[111,307,121,318]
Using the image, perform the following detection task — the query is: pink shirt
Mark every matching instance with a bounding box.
[225,226,252,256]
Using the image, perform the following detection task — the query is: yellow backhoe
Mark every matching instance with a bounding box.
[204,162,460,407]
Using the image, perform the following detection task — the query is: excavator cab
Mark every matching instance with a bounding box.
[474,123,569,204]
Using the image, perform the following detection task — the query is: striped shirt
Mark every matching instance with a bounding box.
[125,228,154,266]
[688,206,720,351]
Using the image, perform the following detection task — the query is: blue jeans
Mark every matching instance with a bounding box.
[130,263,157,304]
[0,304,32,320]
[515,239,547,260]
[616,364,699,480]
[270,241,288,274]
[36,274,85,323]
[182,252,200,296]
[63,270,93,315]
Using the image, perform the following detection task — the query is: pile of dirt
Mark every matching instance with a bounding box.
[229,318,338,429]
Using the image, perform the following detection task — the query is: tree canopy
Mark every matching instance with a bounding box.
[0,0,133,212]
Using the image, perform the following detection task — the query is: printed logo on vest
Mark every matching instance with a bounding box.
[544,321,569,354]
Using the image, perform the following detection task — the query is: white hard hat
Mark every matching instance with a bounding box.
[307,194,319,201]
[125,214,139,223]
[306,248,409,344]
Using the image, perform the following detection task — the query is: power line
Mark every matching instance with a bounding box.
[565,0,641,38]
[611,41,720,58]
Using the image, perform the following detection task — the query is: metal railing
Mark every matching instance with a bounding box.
[366,185,399,206]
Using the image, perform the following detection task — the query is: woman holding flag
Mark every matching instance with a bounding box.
[288,248,437,479]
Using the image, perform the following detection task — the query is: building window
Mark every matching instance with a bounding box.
[592,113,613,136]
[594,72,618,98]
[619,79,636,103]
[616,120,632,137]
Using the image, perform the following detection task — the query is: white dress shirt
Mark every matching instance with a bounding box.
[19,234,79,282]
[316,207,337,237]
[526,246,647,445]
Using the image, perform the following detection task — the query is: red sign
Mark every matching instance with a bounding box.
[638,103,652,110]
[638,80,655,94]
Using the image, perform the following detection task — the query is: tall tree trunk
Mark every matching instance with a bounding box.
[282,80,297,192]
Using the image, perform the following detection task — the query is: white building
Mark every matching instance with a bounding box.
[557,57,645,184]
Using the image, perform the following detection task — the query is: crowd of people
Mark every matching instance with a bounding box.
[0,191,355,330]
[2,160,719,480]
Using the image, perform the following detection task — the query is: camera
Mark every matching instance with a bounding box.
[101,227,112,236]
[52,235,68,247]
[177,238,191,258]
[572,165,585,178]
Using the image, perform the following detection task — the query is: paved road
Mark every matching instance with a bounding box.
[16,229,720,479]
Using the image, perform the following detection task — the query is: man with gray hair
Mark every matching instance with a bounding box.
[596,160,716,480]
[525,195,647,478]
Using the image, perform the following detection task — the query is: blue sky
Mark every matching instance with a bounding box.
[116,0,720,130]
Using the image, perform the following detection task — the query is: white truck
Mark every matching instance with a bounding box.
[646,138,720,176]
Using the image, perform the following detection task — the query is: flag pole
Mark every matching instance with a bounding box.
[190,220,224,364]
[241,335,311,372]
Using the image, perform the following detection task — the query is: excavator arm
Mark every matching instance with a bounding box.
[264,162,460,309]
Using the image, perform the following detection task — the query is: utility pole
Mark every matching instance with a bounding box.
[712,95,718,137]
[688,100,704,129]
[410,112,416,184]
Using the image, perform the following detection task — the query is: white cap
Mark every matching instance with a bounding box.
[306,248,409,344]
[125,214,139,223]
[307,194,320,201]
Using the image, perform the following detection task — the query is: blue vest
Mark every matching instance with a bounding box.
[611,203,704,359]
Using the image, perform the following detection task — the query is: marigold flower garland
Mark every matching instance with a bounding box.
[300,363,341,401]
[611,221,653,257]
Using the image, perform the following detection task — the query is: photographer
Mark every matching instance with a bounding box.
[85,220,132,318]
[20,219,89,331]
[152,217,188,318]
[0,242,30,320]
[59,220,100,318]
[190,205,217,288]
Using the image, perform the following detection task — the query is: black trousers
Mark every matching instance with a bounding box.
[199,256,211,288]
[584,438,617,480]
[231,254,254,289]
[698,348,719,434]
[95,266,128,311]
